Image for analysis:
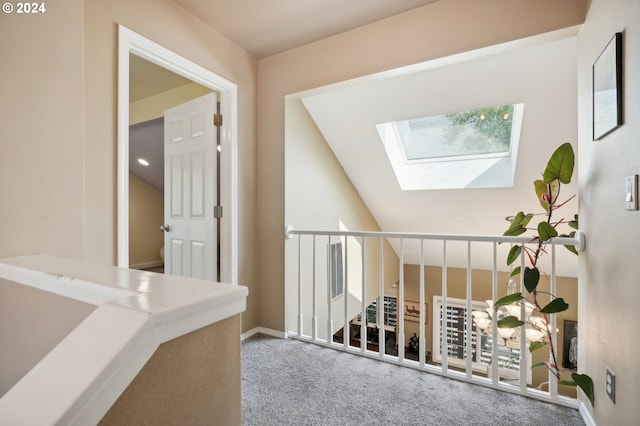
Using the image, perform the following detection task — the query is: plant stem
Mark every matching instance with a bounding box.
[530,182,561,380]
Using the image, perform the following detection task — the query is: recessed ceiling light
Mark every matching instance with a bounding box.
[137,158,149,166]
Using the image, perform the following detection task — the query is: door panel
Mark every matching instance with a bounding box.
[190,151,206,218]
[170,155,184,218]
[164,92,217,280]
[170,239,184,276]
[191,241,205,279]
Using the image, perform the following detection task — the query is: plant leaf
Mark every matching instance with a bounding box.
[572,373,595,406]
[540,297,569,314]
[543,143,574,184]
[560,380,576,386]
[529,341,548,352]
[510,266,521,277]
[568,214,579,230]
[531,361,547,370]
[534,179,559,212]
[495,293,524,308]
[507,245,522,265]
[497,316,525,328]
[559,231,578,255]
[523,267,540,293]
[565,244,578,256]
[538,221,558,241]
[504,212,533,236]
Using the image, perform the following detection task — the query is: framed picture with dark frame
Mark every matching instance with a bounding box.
[593,32,623,141]
[562,320,578,371]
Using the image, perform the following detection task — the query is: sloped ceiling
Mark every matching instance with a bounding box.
[297,32,581,276]
[129,118,164,192]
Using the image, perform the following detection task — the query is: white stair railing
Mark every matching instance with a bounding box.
[285,226,584,409]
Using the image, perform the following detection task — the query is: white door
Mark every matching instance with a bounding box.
[163,93,217,280]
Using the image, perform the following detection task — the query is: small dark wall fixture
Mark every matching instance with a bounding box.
[562,319,578,371]
[593,32,623,141]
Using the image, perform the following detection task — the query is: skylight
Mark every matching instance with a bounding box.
[398,105,514,161]
[376,104,524,190]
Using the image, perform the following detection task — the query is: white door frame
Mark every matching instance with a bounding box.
[117,25,238,285]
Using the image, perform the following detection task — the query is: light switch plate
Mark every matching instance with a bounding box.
[625,175,638,210]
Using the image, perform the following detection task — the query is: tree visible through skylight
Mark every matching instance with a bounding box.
[376,103,523,190]
[395,105,515,161]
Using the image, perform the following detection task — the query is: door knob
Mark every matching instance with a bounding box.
[160,224,171,233]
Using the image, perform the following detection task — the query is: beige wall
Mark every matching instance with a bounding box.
[0,0,85,260]
[0,0,259,331]
[285,99,399,337]
[128,173,164,267]
[0,279,95,396]
[82,0,259,331]
[402,265,578,397]
[100,315,241,425]
[258,0,588,331]
[578,0,640,423]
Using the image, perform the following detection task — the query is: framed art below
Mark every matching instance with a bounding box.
[593,32,622,141]
[404,300,427,323]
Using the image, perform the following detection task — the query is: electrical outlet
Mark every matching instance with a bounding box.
[606,367,616,403]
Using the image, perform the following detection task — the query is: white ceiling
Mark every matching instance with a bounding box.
[172,0,441,58]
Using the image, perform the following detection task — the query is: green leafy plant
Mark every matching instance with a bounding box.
[497,143,594,406]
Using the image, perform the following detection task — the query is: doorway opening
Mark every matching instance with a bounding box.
[117,25,238,284]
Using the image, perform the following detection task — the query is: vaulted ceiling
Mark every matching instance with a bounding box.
[292,32,581,275]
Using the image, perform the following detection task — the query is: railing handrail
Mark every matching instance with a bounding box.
[285,225,585,251]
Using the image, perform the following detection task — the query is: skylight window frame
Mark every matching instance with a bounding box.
[376,103,524,191]
[398,144,512,165]
[391,104,521,165]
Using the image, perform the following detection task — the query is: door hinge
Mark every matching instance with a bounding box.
[213,113,223,127]
[214,205,223,218]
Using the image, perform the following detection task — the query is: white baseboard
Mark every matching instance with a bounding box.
[579,402,596,426]
[129,261,163,270]
[241,327,286,341]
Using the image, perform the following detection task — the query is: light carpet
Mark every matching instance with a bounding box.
[241,334,585,426]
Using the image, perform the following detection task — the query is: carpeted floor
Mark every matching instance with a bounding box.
[241,334,585,426]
